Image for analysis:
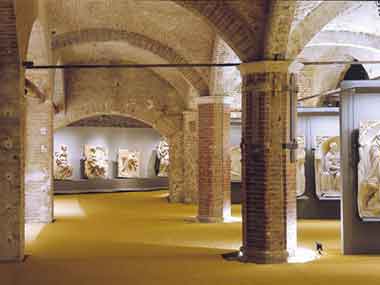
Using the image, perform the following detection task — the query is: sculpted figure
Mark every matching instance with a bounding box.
[85,146,108,179]
[54,145,73,180]
[323,142,341,191]
[315,136,341,199]
[296,137,306,197]
[118,149,140,178]
[358,133,380,219]
[155,140,169,177]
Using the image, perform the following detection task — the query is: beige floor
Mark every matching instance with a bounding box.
[1,191,380,285]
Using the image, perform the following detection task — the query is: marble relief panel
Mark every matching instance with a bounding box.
[84,145,109,179]
[54,144,73,180]
[118,149,140,178]
[155,140,169,177]
[296,136,306,197]
[358,121,380,220]
[314,136,341,199]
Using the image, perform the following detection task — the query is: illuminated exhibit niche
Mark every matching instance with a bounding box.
[314,136,341,199]
[84,145,109,179]
[230,145,241,181]
[118,149,140,178]
[358,121,380,220]
[296,137,306,197]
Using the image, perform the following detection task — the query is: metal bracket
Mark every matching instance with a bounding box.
[241,141,270,153]
[350,129,360,168]
[282,141,298,150]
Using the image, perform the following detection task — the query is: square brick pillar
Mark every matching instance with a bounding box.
[25,99,54,223]
[197,96,232,223]
[239,61,297,263]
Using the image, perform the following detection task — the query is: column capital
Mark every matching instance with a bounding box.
[239,60,290,76]
[197,95,234,105]
[182,110,197,116]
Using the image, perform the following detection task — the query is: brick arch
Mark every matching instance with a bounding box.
[287,1,360,59]
[173,1,259,62]
[55,109,185,203]
[263,0,297,59]
[27,19,49,65]
[26,19,51,94]
[301,44,380,79]
[55,109,178,140]
[52,29,209,96]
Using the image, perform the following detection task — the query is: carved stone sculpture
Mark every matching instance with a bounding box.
[54,145,73,180]
[230,145,241,181]
[84,145,108,179]
[155,140,169,177]
[315,136,341,199]
[296,137,306,197]
[358,121,380,220]
[118,149,140,178]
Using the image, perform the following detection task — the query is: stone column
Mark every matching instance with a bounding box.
[24,98,54,223]
[0,1,24,261]
[197,96,232,223]
[168,131,185,203]
[183,110,198,204]
[239,61,297,264]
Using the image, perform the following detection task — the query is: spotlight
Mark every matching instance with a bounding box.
[315,241,323,255]
[221,251,240,261]
[222,247,244,261]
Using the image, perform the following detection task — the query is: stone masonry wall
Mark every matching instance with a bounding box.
[0,0,24,261]
[24,97,53,223]
[183,111,198,204]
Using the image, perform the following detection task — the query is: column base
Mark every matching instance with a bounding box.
[167,195,181,204]
[242,249,289,264]
[25,217,54,224]
[183,197,196,205]
[0,256,25,263]
[196,215,224,223]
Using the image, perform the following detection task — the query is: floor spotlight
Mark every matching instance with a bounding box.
[221,247,244,261]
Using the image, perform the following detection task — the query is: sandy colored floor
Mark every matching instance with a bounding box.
[1,191,380,285]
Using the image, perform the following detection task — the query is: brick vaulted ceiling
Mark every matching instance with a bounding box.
[36,0,273,100]
[21,0,380,111]
[20,0,302,118]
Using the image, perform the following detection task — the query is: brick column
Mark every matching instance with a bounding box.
[25,98,54,223]
[183,111,198,204]
[239,61,297,263]
[197,96,232,223]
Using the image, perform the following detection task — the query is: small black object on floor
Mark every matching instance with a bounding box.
[221,251,241,261]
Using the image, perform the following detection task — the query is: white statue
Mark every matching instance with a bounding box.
[296,137,306,197]
[118,149,140,178]
[358,123,380,219]
[155,140,169,177]
[84,145,108,179]
[323,142,341,191]
[315,136,341,199]
[54,145,73,180]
